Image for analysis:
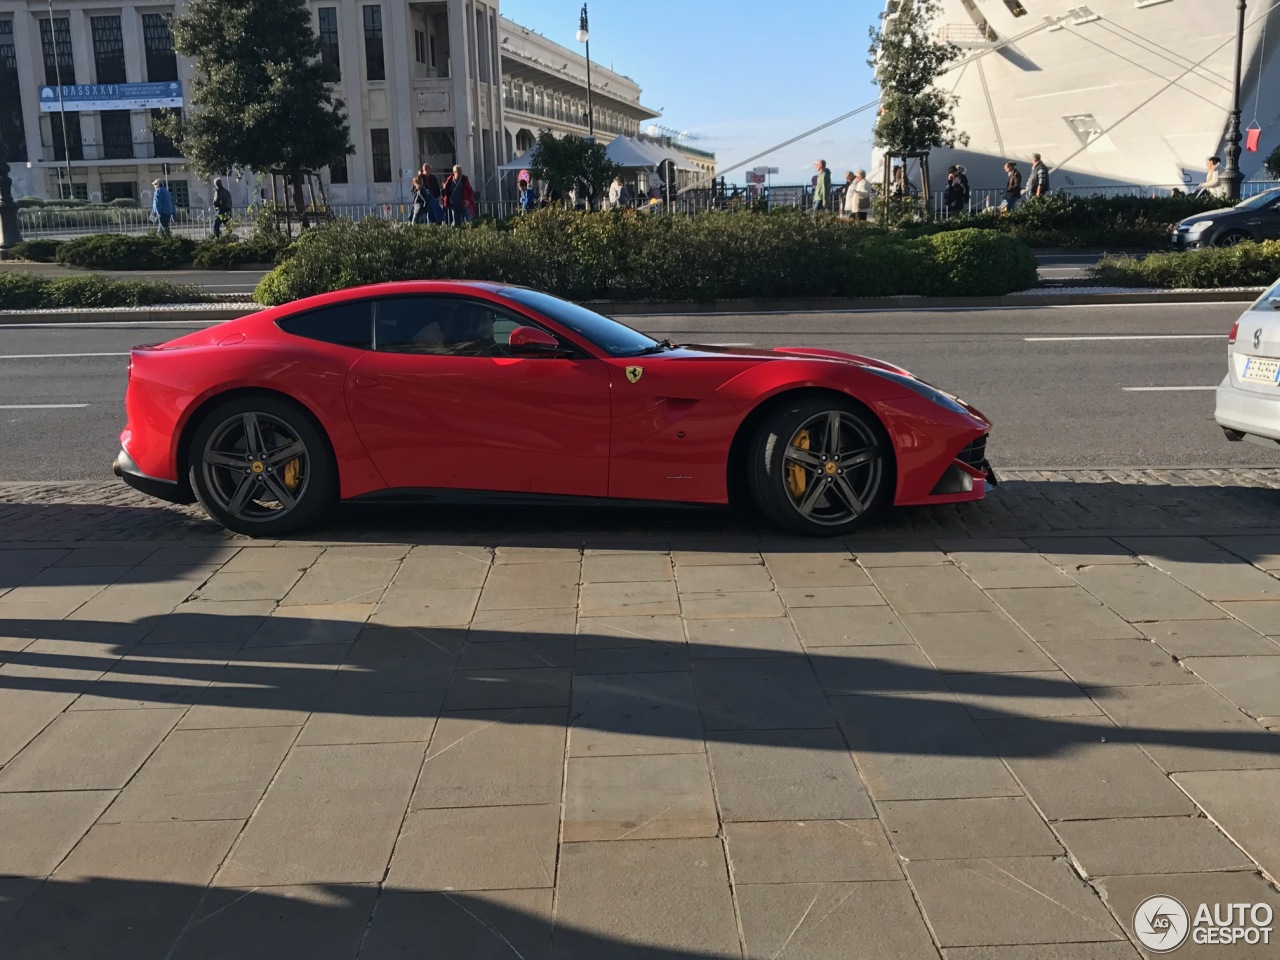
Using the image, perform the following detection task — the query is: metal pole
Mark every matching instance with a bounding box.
[47,0,73,197]
[1223,0,1247,201]
[580,5,593,138]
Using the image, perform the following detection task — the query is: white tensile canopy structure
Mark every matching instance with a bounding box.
[498,137,696,173]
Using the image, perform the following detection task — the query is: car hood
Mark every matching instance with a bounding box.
[1179,206,1241,226]
[658,343,914,375]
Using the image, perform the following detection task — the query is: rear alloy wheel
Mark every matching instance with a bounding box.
[188,396,336,537]
[748,397,893,537]
[1215,230,1252,247]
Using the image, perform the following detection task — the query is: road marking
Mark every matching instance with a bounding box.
[0,352,129,359]
[1122,386,1216,392]
[0,403,89,409]
[1026,335,1223,342]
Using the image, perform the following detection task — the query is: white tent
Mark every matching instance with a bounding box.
[607,136,697,171]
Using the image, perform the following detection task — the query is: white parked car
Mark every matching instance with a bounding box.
[1217,278,1280,450]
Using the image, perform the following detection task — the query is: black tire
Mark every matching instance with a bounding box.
[187,395,337,537]
[1215,230,1252,248]
[747,396,894,537]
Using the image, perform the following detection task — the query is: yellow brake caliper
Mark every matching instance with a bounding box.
[787,429,810,498]
[281,437,302,492]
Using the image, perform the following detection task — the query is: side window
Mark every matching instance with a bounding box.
[277,301,372,349]
[374,297,549,357]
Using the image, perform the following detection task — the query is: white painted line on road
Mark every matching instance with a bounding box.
[0,403,89,409]
[1122,386,1216,392]
[0,352,129,360]
[1026,335,1223,342]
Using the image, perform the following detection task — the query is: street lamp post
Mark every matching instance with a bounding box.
[1222,0,1247,201]
[575,4,594,139]
[0,125,25,258]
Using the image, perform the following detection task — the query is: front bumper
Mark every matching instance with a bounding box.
[1171,230,1211,251]
[1214,377,1280,449]
[114,447,195,504]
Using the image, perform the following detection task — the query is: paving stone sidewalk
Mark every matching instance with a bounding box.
[1,474,1279,959]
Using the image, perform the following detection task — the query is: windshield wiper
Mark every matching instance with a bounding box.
[633,339,678,356]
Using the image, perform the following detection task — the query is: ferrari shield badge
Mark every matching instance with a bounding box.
[625,366,644,384]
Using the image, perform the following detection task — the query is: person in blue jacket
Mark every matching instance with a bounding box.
[151,179,176,236]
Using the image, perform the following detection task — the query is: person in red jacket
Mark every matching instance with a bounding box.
[441,165,476,227]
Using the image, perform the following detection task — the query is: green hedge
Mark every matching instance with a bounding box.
[0,274,206,310]
[1091,241,1280,288]
[9,238,64,263]
[937,194,1223,250]
[55,234,198,270]
[191,234,290,268]
[254,210,1039,305]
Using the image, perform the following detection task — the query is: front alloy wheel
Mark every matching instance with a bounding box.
[749,398,893,536]
[188,396,336,536]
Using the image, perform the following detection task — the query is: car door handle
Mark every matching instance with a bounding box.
[351,375,380,388]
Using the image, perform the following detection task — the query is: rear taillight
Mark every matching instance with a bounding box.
[1228,320,1239,345]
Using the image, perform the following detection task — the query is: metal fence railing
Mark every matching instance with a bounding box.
[930,180,1280,219]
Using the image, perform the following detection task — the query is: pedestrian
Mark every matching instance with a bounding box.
[1199,156,1226,198]
[840,171,856,218]
[812,159,832,213]
[845,169,871,221]
[151,179,175,236]
[953,164,970,209]
[441,164,475,226]
[518,177,538,213]
[1002,161,1023,212]
[212,177,233,237]
[1029,153,1051,197]
[410,173,442,225]
[889,164,906,199]
[944,166,962,216]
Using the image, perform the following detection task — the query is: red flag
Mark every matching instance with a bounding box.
[1246,127,1262,152]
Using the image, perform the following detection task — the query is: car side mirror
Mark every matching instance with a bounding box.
[509,325,569,356]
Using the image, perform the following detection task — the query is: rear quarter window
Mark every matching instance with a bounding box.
[277,301,373,349]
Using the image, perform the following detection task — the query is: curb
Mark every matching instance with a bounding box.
[0,288,1264,325]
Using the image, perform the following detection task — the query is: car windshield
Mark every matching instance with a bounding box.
[1252,275,1280,310]
[497,287,659,357]
[1235,187,1280,211]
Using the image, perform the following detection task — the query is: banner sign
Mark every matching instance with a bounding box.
[39,82,183,112]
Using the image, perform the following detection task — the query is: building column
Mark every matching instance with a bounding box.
[11,13,43,197]
[449,0,476,185]
[385,0,415,191]
[338,1,369,201]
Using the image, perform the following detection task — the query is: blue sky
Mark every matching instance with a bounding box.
[501,0,881,185]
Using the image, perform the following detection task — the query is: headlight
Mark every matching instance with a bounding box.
[1188,220,1214,232]
[865,368,971,415]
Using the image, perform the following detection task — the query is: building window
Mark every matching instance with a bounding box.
[429,33,437,68]
[49,112,84,162]
[101,110,134,160]
[371,128,391,182]
[363,6,385,82]
[143,14,179,82]
[101,181,136,203]
[474,10,489,84]
[57,181,89,201]
[0,20,27,162]
[318,8,341,83]
[92,16,127,85]
[1002,0,1028,14]
[330,154,349,184]
[165,179,190,208]
[415,29,427,64]
[151,108,181,157]
[39,17,76,86]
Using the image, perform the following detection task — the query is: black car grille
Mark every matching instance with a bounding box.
[956,436,988,467]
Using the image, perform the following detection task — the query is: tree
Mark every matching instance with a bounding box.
[1265,144,1280,181]
[530,131,621,210]
[154,0,352,224]
[868,0,968,157]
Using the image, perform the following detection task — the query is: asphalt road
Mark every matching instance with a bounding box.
[0,302,1267,483]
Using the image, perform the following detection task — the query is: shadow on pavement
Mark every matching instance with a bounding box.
[1,876,736,960]
[0,617,1274,762]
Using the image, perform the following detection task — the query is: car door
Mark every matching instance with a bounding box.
[343,295,611,496]
[1262,198,1280,241]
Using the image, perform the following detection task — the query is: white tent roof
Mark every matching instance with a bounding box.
[498,147,537,171]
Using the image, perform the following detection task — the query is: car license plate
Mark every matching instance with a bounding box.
[1242,356,1280,384]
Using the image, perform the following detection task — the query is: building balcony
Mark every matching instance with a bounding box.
[937,23,998,47]
[501,94,637,138]
[38,138,184,163]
